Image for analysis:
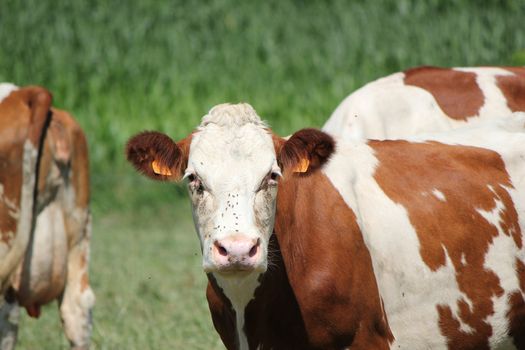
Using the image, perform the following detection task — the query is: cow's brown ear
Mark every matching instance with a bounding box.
[277,128,335,175]
[125,131,191,181]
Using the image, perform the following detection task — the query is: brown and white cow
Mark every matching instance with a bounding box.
[323,66,525,139]
[126,103,525,349]
[0,84,94,349]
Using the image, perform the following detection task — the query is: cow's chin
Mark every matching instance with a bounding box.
[203,262,267,278]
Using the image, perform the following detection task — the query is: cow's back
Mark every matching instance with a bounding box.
[323,66,525,140]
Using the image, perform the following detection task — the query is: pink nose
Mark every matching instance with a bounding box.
[212,235,261,271]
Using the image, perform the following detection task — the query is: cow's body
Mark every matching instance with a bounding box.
[323,66,525,140]
[207,119,525,349]
[127,104,525,349]
[0,84,94,349]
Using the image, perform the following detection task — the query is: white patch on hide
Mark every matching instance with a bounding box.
[214,273,260,350]
[0,83,18,104]
[0,141,38,287]
[455,67,514,120]
[431,189,446,202]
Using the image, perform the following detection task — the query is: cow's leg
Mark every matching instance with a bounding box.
[58,216,95,350]
[0,291,19,350]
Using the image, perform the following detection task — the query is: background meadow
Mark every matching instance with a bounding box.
[1,0,524,348]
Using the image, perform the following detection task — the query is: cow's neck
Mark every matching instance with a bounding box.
[274,170,394,348]
[212,271,260,350]
[207,234,310,350]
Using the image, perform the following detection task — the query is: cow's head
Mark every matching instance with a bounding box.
[126,103,333,277]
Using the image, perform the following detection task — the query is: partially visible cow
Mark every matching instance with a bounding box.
[127,103,525,349]
[0,84,94,349]
[323,66,525,139]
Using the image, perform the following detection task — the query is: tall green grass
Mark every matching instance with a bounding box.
[1,0,524,209]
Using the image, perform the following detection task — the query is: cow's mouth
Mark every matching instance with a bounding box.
[207,261,266,277]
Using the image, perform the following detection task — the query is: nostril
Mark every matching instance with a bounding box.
[248,238,260,258]
[214,241,228,256]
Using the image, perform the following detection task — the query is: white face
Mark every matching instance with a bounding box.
[184,104,281,276]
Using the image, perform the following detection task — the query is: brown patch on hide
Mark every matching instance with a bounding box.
[404,66,484,120]
[206,275,237,350]
[275,170,393,348]
[506,258,525,349]
[0,86,52,245]
[497,67,525,112]
[50,108,91,209]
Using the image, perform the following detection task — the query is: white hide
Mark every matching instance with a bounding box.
[322,120,525,349]
[59,212,95,349]
[0,141,38,290]
[186,104,280,350]
[0,84,20,260]
[0,84,17,104]
[214,273,261,350]
[10,201,68,299]
[323,67,519,140]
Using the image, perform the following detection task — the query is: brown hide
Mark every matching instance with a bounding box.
[275,171,393,349]
[206,171,393,349]
[0,86,51,288]
[404,66,484,120]
[0,87,51,248]
[497,67,525,112]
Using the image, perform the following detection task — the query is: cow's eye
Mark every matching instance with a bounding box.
[256,170,281,192]
[268,171,281,185]
[265,170,281,189]
[187,173,205,194]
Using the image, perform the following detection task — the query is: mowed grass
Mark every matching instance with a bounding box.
[17,195,223,350]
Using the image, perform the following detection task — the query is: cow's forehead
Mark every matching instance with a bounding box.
[187,103,276,190]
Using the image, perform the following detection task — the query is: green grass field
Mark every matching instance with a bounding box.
[1,0,525,348]
[17,201,224,349]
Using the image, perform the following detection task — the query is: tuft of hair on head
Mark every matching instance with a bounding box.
[278,128,335,175]
[125,131,190,181]
[200,103,268,129]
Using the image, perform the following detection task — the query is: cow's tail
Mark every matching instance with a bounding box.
[0,87,52,289]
